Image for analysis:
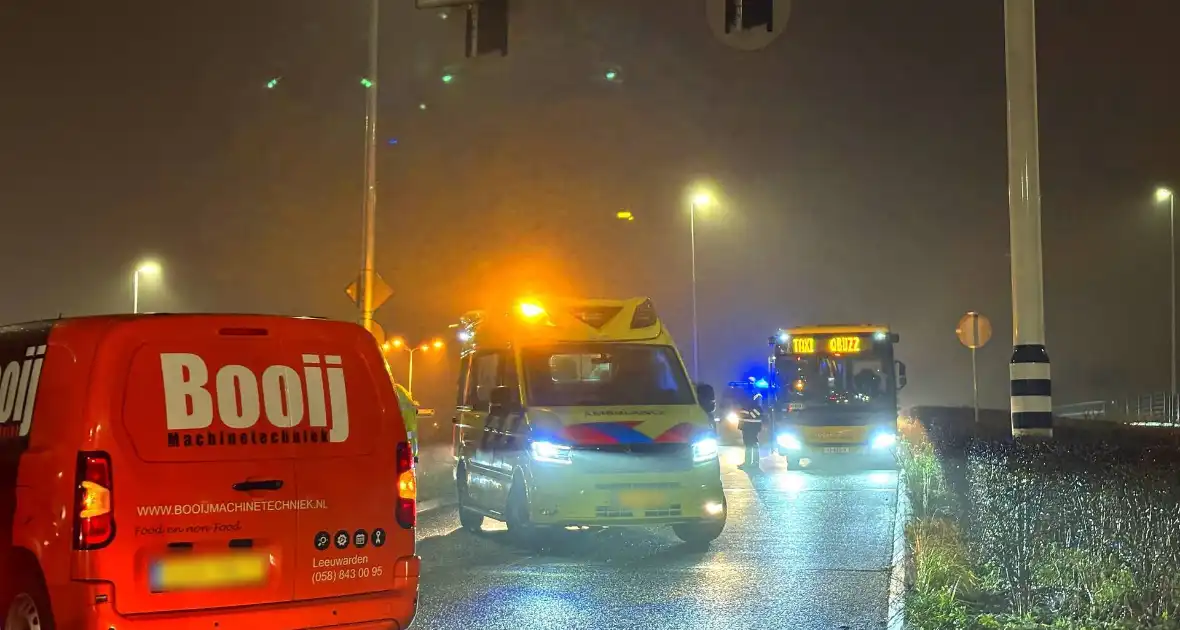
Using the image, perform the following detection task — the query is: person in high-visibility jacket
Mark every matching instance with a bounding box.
[393,382,419,459]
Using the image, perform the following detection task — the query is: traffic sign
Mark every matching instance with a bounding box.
[345,272,393,312]
[956,312,992,349]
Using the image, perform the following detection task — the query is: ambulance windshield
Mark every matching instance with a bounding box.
[521,343,695,407]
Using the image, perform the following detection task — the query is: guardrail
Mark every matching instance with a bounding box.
[1055,393,1180,425]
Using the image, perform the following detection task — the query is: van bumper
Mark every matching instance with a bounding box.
[66,556,419,630]
[526,460,726,527]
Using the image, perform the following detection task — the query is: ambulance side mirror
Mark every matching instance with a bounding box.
[696,383,716,415]
[895,361,908,390]
[488,385,522,416]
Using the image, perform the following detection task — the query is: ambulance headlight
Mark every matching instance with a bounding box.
[776,433,802,451]
[530,441,572,464]
[871,432,898,449]
[725,411,740,425]
[691,437,720,463]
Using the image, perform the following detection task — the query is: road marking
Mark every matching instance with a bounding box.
[886,470,912,630]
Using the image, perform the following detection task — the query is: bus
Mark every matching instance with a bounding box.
[767,325,907,468]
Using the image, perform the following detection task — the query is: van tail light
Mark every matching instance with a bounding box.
[73,452,115,550]
[395,441,416,529]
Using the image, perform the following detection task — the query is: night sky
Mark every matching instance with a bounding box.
[2,1,1178,411]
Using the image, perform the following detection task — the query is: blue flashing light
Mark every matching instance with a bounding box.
[754,379,770,390]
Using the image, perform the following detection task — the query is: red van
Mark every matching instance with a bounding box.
[0,314,419,629]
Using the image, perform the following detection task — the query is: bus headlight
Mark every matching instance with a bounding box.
[776,433,802,451]
[871,432,897,449]
[530,441,573,464]
[692,437,720,463]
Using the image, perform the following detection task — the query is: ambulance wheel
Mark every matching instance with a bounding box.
[2,555,55,630]
[455,465,484,532]
[673,517,726,548]
[506,477,550,550]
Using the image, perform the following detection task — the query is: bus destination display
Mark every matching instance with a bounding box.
[788,335,864,355]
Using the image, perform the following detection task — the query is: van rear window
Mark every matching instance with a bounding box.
[521,344,694,407]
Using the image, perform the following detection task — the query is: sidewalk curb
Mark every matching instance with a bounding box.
[887,469,913,630]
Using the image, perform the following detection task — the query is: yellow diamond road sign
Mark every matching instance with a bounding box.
[345,272,393,311]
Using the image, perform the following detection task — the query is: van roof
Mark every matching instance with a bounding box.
[458,297,670,351]
[0,313,328,331]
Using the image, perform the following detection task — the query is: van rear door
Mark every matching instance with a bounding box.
[92,316,406,616]
[289,325,410,601]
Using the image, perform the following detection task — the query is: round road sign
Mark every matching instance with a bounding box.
[956,312,992,349]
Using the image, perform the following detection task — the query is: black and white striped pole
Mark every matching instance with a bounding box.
[1004,0,1052,438]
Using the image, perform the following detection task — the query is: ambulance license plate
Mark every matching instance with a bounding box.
[617,489,664,510]
[150,553,268,593]
[823,447,852,454]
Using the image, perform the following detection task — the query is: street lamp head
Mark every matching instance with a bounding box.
[390,338,405,349]
[418,344,429,352]
[381,341,392,351]
[431,339,444,350]
[1157,187,1174,203]
[136,261,162,275]
[691,191,714,207]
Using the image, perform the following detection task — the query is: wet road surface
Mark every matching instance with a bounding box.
[412,447,899,630]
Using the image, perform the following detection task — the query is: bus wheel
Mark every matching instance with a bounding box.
[672,517,726,548]
[2,558,54,630]
[455,464,484,532]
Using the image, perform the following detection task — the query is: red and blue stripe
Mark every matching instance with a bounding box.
[560,421,700,445]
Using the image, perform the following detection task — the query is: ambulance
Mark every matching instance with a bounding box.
[450,298,726,546]
[0,314,419,629]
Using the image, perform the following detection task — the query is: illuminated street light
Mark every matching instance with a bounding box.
[383,336,444,393]
[1157,186,1176,396]
[132,260,162,314]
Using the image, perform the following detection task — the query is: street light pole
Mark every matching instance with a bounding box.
[690,200,700,381]
[1158,187,1176,397]
[132,261,161,314]
[358,0,380,334]
[687,190,714,382]
[1004,0,1052,439]
[407,347,418,394]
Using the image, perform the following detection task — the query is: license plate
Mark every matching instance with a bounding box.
[617,489,664,510]
[823,447,852,454]
[150,553,268,593]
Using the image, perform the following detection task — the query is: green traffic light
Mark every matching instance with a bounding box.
[441,74,454,84]
[266,78,280,89]
[605,70,617,81]
[360,78,374,88]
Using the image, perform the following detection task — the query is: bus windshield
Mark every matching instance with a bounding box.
[777,353,892,406]
[521,344,695,407]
